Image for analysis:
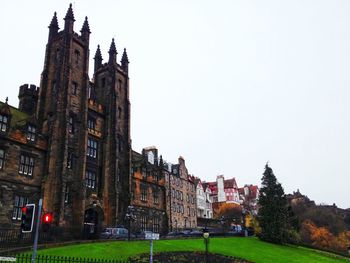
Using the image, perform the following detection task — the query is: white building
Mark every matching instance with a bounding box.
[195,178,213,219]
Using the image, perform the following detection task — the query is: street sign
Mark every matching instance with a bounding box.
[145,232,159,240]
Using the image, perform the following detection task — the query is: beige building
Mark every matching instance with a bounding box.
[165,157,197,231]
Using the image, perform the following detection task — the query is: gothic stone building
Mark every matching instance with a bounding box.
[130,147,167,234]
[0,5,131,237]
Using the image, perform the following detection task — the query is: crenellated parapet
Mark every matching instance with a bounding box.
[18,84,39,115]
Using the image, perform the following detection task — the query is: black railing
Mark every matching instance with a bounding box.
[0,228,63,255]
[1,254,128,263]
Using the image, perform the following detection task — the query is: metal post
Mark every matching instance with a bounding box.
[205,238,208,263]
[150,239,153,263]
[128,218,131,241]
[32,198,42,263]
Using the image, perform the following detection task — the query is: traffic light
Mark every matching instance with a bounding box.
[42,213,53,232]
[21,204,36,233]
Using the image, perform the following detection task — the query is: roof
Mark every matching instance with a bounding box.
[224,178,238,189]
[0,101,30,129]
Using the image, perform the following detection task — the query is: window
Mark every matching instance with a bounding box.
[72,82,78,95]
[26,125,36,141]
[118,79,122,92]
[153,191,159,204]
[141,186,147,201]
[87,138,98,158]
[118,107,122,119]
[87,118,96,131]
[68,116,74,134]
[74,49,80,64]
[12,195,28,220]
[64,185,69,204]
[67,152,73,169]
[55,49,60,61]
[0,149,4,169]
[140,216,147,231]
[101,78,106,87]
[153,217,160,233]
[85,170,96,189]
[0,114,8,132]
[19,154,34,176]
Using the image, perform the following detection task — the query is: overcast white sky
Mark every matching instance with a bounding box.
[1,1,349,208]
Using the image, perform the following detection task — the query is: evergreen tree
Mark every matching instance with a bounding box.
[258,163,288,244]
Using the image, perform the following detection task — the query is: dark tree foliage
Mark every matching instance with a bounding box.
[258,164,288,244]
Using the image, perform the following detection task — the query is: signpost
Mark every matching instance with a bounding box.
[145,233,159,263]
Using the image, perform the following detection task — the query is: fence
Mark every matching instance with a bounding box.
[0,254,129,263]
[0,228,63,255]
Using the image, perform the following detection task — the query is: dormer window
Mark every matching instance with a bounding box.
[0,114,8,132]
[26,125,36,142]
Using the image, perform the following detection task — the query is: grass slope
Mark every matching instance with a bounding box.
[37,237,350,263]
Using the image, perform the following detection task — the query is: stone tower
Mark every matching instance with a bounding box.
[36,4,131,236]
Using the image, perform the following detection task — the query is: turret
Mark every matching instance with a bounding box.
[94,45,103,72]
[121,48,129,74]
[18,84,39,115]
[80,16,91,42]
[108,38,117,65]
[64,3,75,33]
[48,12,59,41]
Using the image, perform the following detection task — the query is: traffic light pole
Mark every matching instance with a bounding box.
[31,198,42,263]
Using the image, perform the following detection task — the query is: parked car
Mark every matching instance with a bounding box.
[138,230,153,239]
[100,227,129,239]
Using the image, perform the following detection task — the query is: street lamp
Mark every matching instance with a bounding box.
[125,205,135,241]
[203,230,210,263]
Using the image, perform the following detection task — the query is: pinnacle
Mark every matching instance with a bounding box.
[64,3,75,21]
[109,38,117,54]
[49,12,59,29]
[94,45,102,59]
[81,16,91,34]
[121,48,129,64]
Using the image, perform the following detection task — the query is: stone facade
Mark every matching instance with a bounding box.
[130,148,167,234]
[165,157,197,231]
[0,5,131,238]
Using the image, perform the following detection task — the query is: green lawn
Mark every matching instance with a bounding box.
[36,237,350,263]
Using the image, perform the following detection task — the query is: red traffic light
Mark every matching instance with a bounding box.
[21,206,27,214]
[42,213,53,224]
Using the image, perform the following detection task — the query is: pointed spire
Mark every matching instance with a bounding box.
[80,16,91,42]
[121,48,129,73]
[48,12,59,40]
[64,3,75,21]
[64,3,75,33]
[95,45,102,60]
[5,97,8,104]
[121,48,129,64]
[49,12,59,30]
[108,38,117,64]
[81,16,91,34]
[94,45,103,72]
[109,38,117,54]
